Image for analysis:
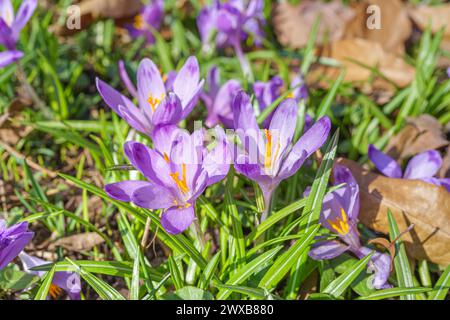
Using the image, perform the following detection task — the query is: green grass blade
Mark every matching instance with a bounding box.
[428,265,450,300]
[358,287,432,300]
[34,264,56,300]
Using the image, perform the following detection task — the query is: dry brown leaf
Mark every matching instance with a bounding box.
[408,4,450,66]
[440,146,450,178]
[385,115,449,160]
[272,1,355,49]
[344,0,412,54]
[50,232,105,252]
[309,38,415,90]
[54,0,142,36]
[338,158,450,265]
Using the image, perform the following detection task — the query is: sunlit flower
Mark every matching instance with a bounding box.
[368,145,450,192]
[201,65,241,128]
[0,219,34,270]
[0,49,22,67]
[96,56,204,137]
[124,0,164,45]
[19,252,81,300]
[308,165,392,289]
[105,127,230,234]
[197,0,265,77]
[232,91,330,220]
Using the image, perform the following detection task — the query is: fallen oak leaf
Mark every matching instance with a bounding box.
[272,0,355,49]
[53,0,142,36]
[49,232,105,252]
[309,38,415,91]
[337,158,450,265]
[385,115,449,160]
[344,0,412,54]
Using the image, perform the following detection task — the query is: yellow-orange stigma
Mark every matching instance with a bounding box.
[49,284,63,299]
[133,15,144,30]
[170,163,189,194]
[286,91,295,99]
[147,93,164,112]
[163,152,170,163]
[327,208,350,235]
[264,129,272,170]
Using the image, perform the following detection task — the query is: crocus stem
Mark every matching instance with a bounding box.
[260,191,273,223]
[15,62,45,109]
[140,217,152,249]
[193,219,205,250]
[233,41,254,83]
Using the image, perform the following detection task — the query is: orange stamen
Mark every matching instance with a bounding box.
[327,208,350,235]
[170,163,189,194]
[264,129,272,170]
[147,93,164,112]
[49,284,63,299]
[133,15,144,30]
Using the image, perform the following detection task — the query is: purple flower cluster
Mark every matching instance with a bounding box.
[0,0,37,67]
[368,145,450,191]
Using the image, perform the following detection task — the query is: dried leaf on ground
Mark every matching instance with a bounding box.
[408,4,450,66]
[49,232,105,252]
[385,115,449,160]
[54,0,142,35]
[309,38,415,91]
[439,146,450,178]
[337,158,450,265]
[344,0,412,54]
[272,1,355,49]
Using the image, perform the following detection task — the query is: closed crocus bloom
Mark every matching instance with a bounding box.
[0,0,37,50]
[201,66,241,128]
[308,165,392,289]
[105,127,230,235]
[96,56,204,137]
[19,252,81,300]
[368,145,450,192]
[125,0,164,45]
[232,91,331,220]
[0,219,34,269]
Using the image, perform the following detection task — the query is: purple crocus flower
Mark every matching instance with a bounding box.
[0,219,34,270]
[0,49,22,67]
[201,66,241,128]
[368,145,450,192]
[124,0,164,45]
[96,56,204,137]
[19,252,81,300]
[0,0,37,50]
[447,67,450,78]
[232,92,331,220]
[105,126,230,235]
[197,0,265,78]
[253,74,309,127]
[308,165,392,290]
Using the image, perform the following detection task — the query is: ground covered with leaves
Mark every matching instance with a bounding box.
[0,0,450,300]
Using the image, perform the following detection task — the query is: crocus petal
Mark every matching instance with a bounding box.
[161,205,195,235]
[0,50,22,67]
[0,0,14,27]
[403,150,443,180]
[278,117,331,180]
[173,56,200,108]
[357,247,392,289]
[11,0,37,35]
[117,104,151,134]
[96,78,137,116]
[131,184,175,209]
[439,178,450,192]
[208,79,241,128]
[308,241,349,260]
[118,60,138,99]
[19,252,47,277]
[206,65,220,98]
[268,98,297,156]
[203,126,231,186]
[104,180,152,202]
[53,271,81,300]
[151,92,183,126]
[137,58,166,113]
[3,221,29,237]
[368,144,402,178]
[151,124,181,157]
[333,165,360,221]
[0,231,34,269]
